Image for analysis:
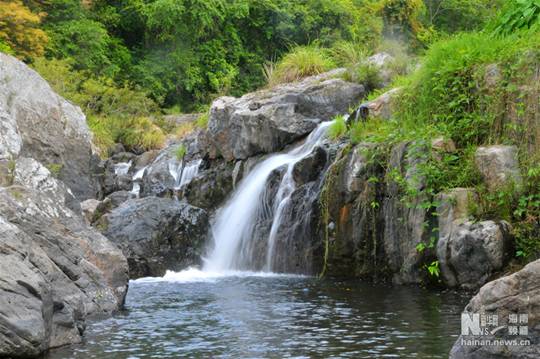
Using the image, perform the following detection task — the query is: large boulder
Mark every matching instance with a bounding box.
[208,70,365,161]
[0,173,128,357]
[98,197,209,278]
[475,146,522,191]
[450,259,540,358]
[436,189,512,289]
[0,53,101,200]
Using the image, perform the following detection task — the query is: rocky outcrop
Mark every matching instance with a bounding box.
[207,70,365,161]
[0,55,128,358]
[475,145,522,191]
[436,189,512,289]
[0,53,101,200]
[450,259,540,358]
[0,165,128,357]
[98,197,209,278]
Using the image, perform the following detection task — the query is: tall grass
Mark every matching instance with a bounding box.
[267,45,335,85]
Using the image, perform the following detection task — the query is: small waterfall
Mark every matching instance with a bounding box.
[178,159,202,189]
[114,161,132,176]
[203,121,332,272]
[130,166,147,197]
[168,159,202,190]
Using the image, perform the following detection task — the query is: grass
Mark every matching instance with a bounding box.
[267,45,335,85]
[328,115,347,140]
[175,144,187,161]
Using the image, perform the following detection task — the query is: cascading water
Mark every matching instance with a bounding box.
[130,166,147,197]
[203,121,333,273]
[168,159,202,190]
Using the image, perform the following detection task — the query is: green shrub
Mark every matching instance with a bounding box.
[268,46,335,85]
[196,112,210,129]
[175,144,187,161]
[328,115,347,140]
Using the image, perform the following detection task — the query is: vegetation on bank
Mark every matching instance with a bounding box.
[329,2,540,273]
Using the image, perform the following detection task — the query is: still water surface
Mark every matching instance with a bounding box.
[46,270,469,358]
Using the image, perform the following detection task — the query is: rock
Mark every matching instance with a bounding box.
[163,113,202,126]
[450,259,540,358]
[183,160,236,210]
[352,88,401,122]
[0,185,128,357]
[106,190,134,209]
[475,146,522,191]
[208,71,365,161]
[98,197,209,278]
[431,137,456,153]
[81,199,103,223]
[0,53,101,200]
[292,146,328,185]
[383,141,434,284]
[437,216,512,289]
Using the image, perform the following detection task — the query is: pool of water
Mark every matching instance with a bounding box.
[45,270,469,358]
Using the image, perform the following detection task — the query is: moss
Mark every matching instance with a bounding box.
[46,163,63,178]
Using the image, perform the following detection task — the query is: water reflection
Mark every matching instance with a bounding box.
[45,275,468,358]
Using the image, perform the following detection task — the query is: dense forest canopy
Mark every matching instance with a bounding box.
[1,0,502,110]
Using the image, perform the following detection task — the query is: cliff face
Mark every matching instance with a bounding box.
[0,54,128,358]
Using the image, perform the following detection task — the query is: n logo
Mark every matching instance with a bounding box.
[461,313,481,335]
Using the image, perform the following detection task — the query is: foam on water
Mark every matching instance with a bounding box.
[132,267,305,284]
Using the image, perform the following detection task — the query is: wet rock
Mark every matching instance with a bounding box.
[475,145,522,191]
[0,53,101,200]
[98,197,209,278]
[208,70,365,161]
[184,160,236,210]
[450,259,540,359]
[383,141,434,284]
[319,142,388,279]
[293,146,328,185]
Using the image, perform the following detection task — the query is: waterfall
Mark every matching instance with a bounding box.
[203,121,332,273]
[130,166,147,197]
[114,161,132,176]
[169,159,202,190]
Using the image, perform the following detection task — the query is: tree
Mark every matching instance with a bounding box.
[0,0,48,60]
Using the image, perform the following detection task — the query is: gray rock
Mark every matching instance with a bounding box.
[99,197,209,278]
[81,198,103,223]
[450,259,540,358]
[292,146,328,186]
[383,141,433,284]
[0,186,128,357]
[208,71,364,161]
[352,87,401,122]
[475,146,522,191]
[438,218,512,290]
[0,53,101,200]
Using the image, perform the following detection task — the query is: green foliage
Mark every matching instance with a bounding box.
[175,144,187,161]
[267,45,335,85]
[328,115,348,140]
[196,112,210,129]
[492,0,540,36]
[46,163,63,177]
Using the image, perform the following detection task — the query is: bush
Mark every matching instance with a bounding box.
[328,115,347,140]
[267,46,335,85]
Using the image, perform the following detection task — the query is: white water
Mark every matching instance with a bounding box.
[114,161,132,176]
[203,121,333,272]
[168,159,202,190]
[130,166,147,197]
